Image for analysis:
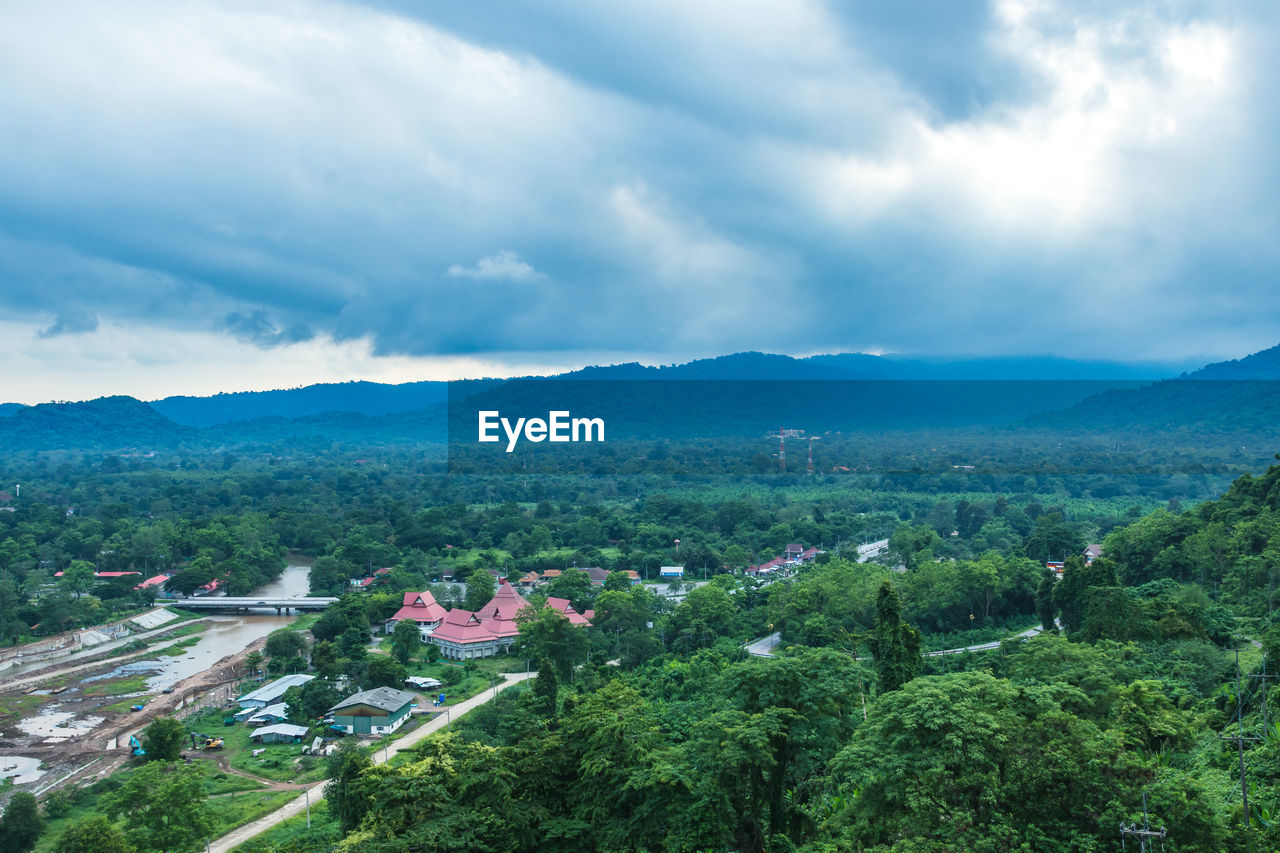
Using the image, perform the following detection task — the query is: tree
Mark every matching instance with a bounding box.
[363,654,407,690]
[546,567,594,613]
[310,639,342,677]
[389,618,421,665]
[464,570,496,611]
[100,762,212,853]
[284,678,344,722]
[0,792,43,853]
[603,570,632,592]
[516,605,589,680]
[60,560,96,598]
[868,581,921,694]
[532,657,558,715]
[53,815,133,853]
[326,741,374,833]
[141,715,185,762]
[264,628,308,661]
[1035,568,1058,633]
[243,650,265,679]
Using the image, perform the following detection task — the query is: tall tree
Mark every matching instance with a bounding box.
[326,742,374,834]
[141,715,186,762]
[100,762,212,853]
[464,569,496,611]
[0,792,43,853]
[389,618,421,665]
[1035,568,1058,633]
[868,581,921,694]
[532,657,558,715]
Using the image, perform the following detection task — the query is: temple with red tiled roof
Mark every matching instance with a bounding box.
[428,581,591,660]
[383,590,448,635]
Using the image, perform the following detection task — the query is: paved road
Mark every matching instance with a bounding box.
[743,625,1046,660]
[210,672,533,852]
[924,626,1043,657]
[745,632,781,657]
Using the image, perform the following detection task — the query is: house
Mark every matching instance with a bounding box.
[236,674,315,710]
[428,581,589,661]
[251,723,309,744]
[784,544,805,559]
[624,570,642,585]
[404,676,443,690]
[327,687,417,736]
[539,569,562,584]
[247,703,290,726]
[135,574,170,591]
[518,571,540,590]
[384,591,447,635]
[1083,544,1103,565]
[583,568,610,587]
[659,566,684,579]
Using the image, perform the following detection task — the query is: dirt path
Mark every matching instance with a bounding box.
[210,672,533,852]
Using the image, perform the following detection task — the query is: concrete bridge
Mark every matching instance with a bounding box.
[171,597,338,615]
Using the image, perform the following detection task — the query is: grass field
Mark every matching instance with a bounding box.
[184,708,328,785]
[231,798,341,852]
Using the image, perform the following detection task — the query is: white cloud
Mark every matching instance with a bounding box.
[447,250,544,282]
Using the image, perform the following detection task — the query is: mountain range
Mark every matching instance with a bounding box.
[0,347,1274,451]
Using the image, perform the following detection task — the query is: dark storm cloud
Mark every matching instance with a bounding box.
[0,0,1277,372]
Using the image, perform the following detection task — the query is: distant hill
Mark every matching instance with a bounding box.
[0,396,194,450]
[150,380,448,428]
[804,353,1188,380]
[1180,343,1280,380]
[1032,341,1280,433]
[0,403,26,417]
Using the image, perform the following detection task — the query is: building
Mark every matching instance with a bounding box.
[659,566,684,579]
[251,723,309,744]
[583,567,610,586]
[1083,544,1103,564]
[243,703,290,726]
[384,590,447,635]
[236,674,315,710]
[428,581,589,660]
[327,686,417,736]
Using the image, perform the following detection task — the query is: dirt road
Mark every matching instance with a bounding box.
[210,672,533,852]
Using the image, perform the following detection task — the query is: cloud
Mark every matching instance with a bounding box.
[38,308,99,339]
[224,310,314,347]
[0,0,1278,400]
[447,250,544,281]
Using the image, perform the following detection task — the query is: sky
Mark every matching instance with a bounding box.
[2,0,1278,402]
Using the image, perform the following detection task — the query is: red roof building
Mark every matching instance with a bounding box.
[384,591,447,635]
[428,582,590,661]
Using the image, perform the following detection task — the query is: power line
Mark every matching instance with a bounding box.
[1120,791,1166,852]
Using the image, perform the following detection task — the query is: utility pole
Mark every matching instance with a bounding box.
[1119,791,1166,852]
[1219,646,1262,836]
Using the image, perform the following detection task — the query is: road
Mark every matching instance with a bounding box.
[745,632,781,657]
[209,671,533,852]
[743,625,1046,659]
[924,625,1044,657]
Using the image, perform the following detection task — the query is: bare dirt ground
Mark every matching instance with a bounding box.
[0,631,270,799]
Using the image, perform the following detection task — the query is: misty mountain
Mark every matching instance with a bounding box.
[1180,342,1280,380]
[150,380,448,428]
[0,396,194,450]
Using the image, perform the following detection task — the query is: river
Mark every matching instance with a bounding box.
[5,563,313,689]
[139,563,313,690]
